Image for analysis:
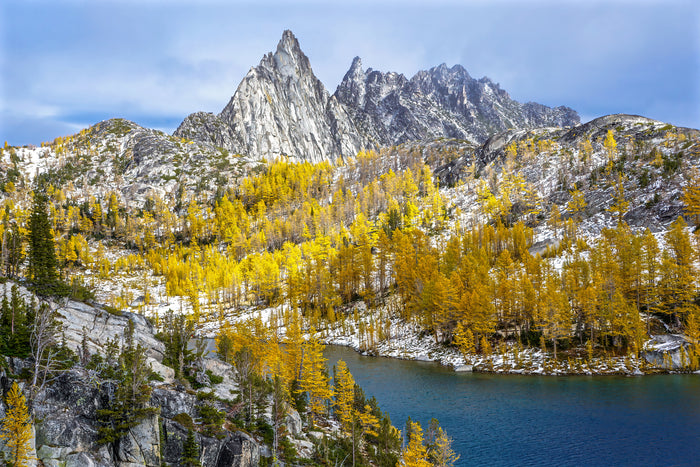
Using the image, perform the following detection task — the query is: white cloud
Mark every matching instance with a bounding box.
[1,0,698,146]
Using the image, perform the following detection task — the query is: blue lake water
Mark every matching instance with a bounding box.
[324,345,700,466]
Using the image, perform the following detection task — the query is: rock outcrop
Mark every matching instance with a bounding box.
[24,370,260,467]
[215,30,366,163]
[174,111,238,150]
[334,58,579,147]
[177,30,579,162]
[642,335,694,369]
[0,285,263,467]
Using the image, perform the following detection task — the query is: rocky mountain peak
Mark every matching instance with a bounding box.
[212,30,365,162]
[268,29,310,78]
[175,29,580,161]
[349,56,363,74]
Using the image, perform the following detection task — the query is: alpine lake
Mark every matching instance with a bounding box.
[324,345,700,467]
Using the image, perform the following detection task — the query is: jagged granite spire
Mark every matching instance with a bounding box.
[215,30,366,162]
[174,29,579,161]
[333,61,580,146]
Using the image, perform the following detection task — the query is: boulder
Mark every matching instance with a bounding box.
[285,408,303,437]
[642,334,693,369]
[148,358,175,384]
[202,358,238,401]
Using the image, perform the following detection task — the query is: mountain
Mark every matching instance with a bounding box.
[175,30,366,163]
[436,113,700,236]
[175,30,579,161]
[334,58,579,147]
[3,118,257,207]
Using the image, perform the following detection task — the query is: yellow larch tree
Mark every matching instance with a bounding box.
[682,169,700,226]
[298,330,333,425]
[428,426,460,467]
[334,359,355,432]
[604,129,617,163]
[0,382,34,467]
[608,175,629,224]
[567,188,587,223]
[400,421,430,467]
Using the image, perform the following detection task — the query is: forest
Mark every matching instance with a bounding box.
[1,130,698,369]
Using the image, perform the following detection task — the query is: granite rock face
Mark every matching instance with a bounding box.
[178,30,578,162]
[334,59,579,147]
[161,419,259,467]
[174,111,238,150]
[217,30,366,162]
[642,335,693,369]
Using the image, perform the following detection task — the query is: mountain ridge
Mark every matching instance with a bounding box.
[175,30,580,161]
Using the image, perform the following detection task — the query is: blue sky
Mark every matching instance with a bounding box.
[1,0,699,146]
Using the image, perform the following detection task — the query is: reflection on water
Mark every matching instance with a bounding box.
[324,345,700,467]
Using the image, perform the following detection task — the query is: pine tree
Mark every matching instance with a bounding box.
[28,190,60,295]
[181,429,201,467]
[0,382,34,467]
[97,321,157,445]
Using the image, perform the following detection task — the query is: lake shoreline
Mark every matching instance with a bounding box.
[323,345,700,467]
[322,337,700,377]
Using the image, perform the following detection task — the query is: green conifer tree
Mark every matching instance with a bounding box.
[181,429,201,467]
[28,190,59,295]
[97,321,157,446]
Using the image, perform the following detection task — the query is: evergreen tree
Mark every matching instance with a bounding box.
[181,429,201,467]
[97,321,157,446]
[0,382,34,467]
[28,190,60,295]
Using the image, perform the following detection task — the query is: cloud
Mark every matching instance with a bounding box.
[1,0,698,146]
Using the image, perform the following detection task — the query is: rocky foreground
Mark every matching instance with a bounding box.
[0,284,320,467]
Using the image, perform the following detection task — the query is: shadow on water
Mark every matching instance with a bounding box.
[324,345,700,467]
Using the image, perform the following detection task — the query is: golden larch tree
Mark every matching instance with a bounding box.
[400,421,431,467]
[298,330,333,425]
[0,382,34,467]
[334,359,355,432]
[682,169,700,226]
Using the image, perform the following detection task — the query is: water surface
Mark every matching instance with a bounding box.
[325,345,700,466]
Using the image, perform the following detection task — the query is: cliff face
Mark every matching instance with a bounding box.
[0,369,259,467]
[334,59,579,147]
[179,30,367,163]
[0,283,261,467]
[176,30,579,161]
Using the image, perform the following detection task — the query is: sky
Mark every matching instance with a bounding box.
[1,0,699,146]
